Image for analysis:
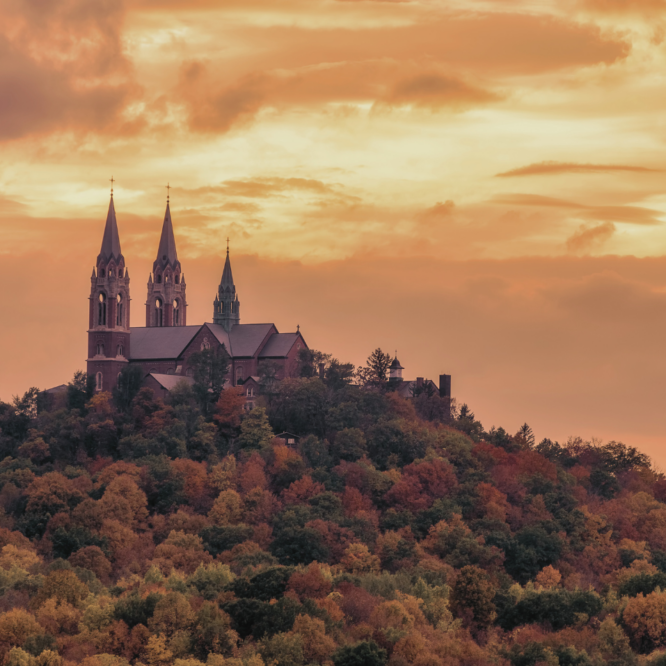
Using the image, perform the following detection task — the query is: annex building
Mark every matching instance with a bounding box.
[86,193,307,407]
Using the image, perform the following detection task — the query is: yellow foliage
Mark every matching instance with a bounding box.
[339,543,380,575]
[210,457,237,492]
[209,490,244,526]
[0,608,42,645]
[0,545,40,572]
[145,635,173,666]
[623,590,666,650]
[369,600,414,644]
[36,598,81,635]
[81,655,131,666]
[291,614,335,663]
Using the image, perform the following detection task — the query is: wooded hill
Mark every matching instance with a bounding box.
[0,348,663,666]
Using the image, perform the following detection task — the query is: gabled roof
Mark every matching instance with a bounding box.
[154,202,179,272]
[259,333,300,358]
[148,374,195,391]
[130,326,201,360]
[206,322,276,358]
[98,197,123,264]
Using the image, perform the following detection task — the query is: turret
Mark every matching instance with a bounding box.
[87,186,131,392]
[213,241,240,332]
[389,354,404,382]
[146,194,187,327]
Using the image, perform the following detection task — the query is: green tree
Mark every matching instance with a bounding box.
[449,565,496,629]
[67,371,96,412]
[325,359,355,390]
[238,408,274,451]
[188,346,230,415]
[356,348,392,390]
[332,641,387,666]
[113,365,145,412]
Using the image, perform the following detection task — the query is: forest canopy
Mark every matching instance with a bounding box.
[0,348,662,666]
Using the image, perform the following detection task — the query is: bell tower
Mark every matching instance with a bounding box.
[87,183,131,392]
[213,240,240,332]
[146,188,187,327]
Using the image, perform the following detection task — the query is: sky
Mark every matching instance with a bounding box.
[2,0,666,464]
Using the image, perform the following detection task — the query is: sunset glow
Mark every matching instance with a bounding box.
[2,0,666,462]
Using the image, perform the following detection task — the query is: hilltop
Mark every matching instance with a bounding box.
[0,348,662,666]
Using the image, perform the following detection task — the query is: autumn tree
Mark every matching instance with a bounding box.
[449,565,496,630]
[188,346,230,415]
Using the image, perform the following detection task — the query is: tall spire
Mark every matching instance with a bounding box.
[153,202,179,272]
[98,196,123,264]
[213,240,240,331]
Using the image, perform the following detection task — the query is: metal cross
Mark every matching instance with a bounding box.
[166,183,170,202]
[110,176,115,196]
[226,237,230,253]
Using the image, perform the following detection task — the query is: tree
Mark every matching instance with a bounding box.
[113,366,145,412]
[295,348,331,379]
[214,387,245,438]
[188,346,230,415]
[332,641,387,666]
[149,592,195,637]
[356,349,392,390]
[238,408,274,451]
[325,359,355,390]
[67,371,96,412]
[449,565,496,629]
[0,609,42,647]
[515,423,535,448]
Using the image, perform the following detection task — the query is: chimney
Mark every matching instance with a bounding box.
[439,374,451,398]
[318,363,326,379]
[416,377,424,388]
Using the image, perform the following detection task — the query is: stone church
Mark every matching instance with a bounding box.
[86,194,308,406]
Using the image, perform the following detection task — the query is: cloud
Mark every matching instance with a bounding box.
[579,0,666,14]
[0,0,140,141]
[496,161,661,177]
[491,193,663,225]
[566,221,615,253]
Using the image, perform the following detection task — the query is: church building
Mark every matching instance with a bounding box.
[86,192,308,406]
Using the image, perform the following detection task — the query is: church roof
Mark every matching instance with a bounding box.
[98,197,123,264]
[148,373,195,391]
[154,202,179,271]
[259,333,300,358]
[129,326,201,360]
[206,322,276,358]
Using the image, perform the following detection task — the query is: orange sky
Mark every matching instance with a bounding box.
[2,0,666,464]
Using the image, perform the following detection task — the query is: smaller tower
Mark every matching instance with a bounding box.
[87,183,131,392]
[389,354,404,382]
[213,240,240,332]
[146,188,187,327]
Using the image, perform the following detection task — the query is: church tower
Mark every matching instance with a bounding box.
[87,189,131,392]
[213,243,240,332]
[146,195,187,327]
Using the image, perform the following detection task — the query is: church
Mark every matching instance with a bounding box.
[86,192,308,407]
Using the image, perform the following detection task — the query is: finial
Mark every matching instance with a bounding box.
[166,183,170,203]
[226,237,230,255]
[110,176,115,198]
[297,324,300,332]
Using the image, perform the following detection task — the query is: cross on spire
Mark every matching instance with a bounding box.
[226,237,230,254]
[166,183,170,202]
[110,176,115,197]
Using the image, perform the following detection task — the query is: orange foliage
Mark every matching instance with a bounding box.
[287,563,332,600]
[281,475,325,505]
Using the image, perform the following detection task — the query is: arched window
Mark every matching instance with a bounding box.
[116,293,123,327]
[155,298,163,327]
[165,274,170,284]
[201,337,211,351]
[117,372,122,386]
[96,372,103,391]
[118,268,123,278]
[220,301,224,314]
[117,344,124,357]
[98,293,107,326]
[96,342,105,356]
[166,368,174,375]
[173,300,180,325]
[100,268,106,277]
[236,366,244,384]
[108,268,114,278]
[231,302,235,314]
[156,273,162,284]
[175,274,180,284]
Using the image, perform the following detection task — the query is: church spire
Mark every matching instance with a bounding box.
[153,202,179,272]
[213,240,240,331]
[97,196,123,265]
[146,192,187,327]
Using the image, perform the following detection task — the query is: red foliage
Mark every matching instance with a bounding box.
[238,453,268,493]
[281,476,325,505]
[337,583,380,623]
[287,563,332,600]
[384,459,457,512]
[305,519,356,563]
[342,487,373,516]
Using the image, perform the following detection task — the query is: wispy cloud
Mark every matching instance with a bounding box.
[496,161,660,178]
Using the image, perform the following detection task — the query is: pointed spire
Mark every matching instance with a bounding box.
[98,196,123,264]
[220,240,234,287]
[154,202,179,271]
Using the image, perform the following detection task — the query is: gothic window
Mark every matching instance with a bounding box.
[175,274,180,284]
[116,294,123,327]
[231,302,235,314]
[96,372,103,391]
[118,268,123,278]
[173,300,180,325]
[156,273,162,284]
[96,342,105,356]
[100,268,106,277]
[236,366,244,384]
[165,274,170,284]
[246,387,254,397]
[155,298,163,327]
[220,301,224,314]
[117,344,124,357]
[98,293,107,326]
[117,373,122,386]
[201,337,211,351]
[166,368,174,375]
[108,268,114,277]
